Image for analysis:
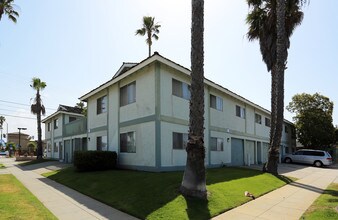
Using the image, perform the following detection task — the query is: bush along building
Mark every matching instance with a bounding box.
[43,53,296,171]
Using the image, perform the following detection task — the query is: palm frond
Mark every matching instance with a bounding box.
[31,104,38,115]
[135,28,146,36]
[41,105,46,115]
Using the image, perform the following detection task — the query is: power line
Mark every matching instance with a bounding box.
[0,99,56,111]
[0,113,36,120]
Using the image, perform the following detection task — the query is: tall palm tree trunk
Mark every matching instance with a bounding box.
[265,0,286,175]
[147,32,152,57]
[180,0,207,199]
[36,90,43,159]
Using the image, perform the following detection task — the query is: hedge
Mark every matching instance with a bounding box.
[74,151,117,172]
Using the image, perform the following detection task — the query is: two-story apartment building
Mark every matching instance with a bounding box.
[79,52,296,171]
[42,105,87,162]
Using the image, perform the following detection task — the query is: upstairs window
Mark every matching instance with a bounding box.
[210,94,223,111]
[120,82,136,106]
[69,116,77,123]
[210,137,224,151]
[285,125,289,133]
[173,132,188,150]
[255,113,262,124]
[54,119,59,129]
[97,95,107,114]
[265,118,271,127]
[172,79,190,100]
[236,105,246,119]
[47,122,51,131]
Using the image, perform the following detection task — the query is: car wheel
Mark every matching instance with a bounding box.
[314,161,322,167]
[285,158,292,163]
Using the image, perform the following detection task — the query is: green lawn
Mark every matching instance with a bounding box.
[44,167,292,219]
[0,163,5,169]
[0,174,57,220]
[301,183,338,220]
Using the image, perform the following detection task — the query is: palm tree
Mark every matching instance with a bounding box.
[0,116,5,140]
[76,101,87,116]
[0,0,19,23]
[135,16,161,57]
[180,0,207,199]
[31,77,46,159]
[246,0,306,174]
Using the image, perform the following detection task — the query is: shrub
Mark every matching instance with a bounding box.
[74,151,117,172]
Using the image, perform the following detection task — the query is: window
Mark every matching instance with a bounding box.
[53,142,58,153]
[47,122,51,131]
[172,79,191,100]
[54,119,59,129]
[120,82,136,106]
[69,116,77,123]
[97,95,107,114]
[210,94,223,111]
[97,136,107,151]
[255,114,262,124]
[265,118,271,127]
[210,137,224,151]
[47,143,51,152]
[120,132,136,153]
[173,132,188,150]
[291,127,296,138]
[285,125,288,133]
[236,105,246,118]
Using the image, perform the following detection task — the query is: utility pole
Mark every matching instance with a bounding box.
[18,127,27,150]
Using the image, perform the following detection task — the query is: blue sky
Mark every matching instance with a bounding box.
[0,0,337,138]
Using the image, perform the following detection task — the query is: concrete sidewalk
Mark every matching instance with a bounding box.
[1,158,138,220]
[213,164,338,220]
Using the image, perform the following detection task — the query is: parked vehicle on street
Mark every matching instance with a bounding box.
[283,149,333,167]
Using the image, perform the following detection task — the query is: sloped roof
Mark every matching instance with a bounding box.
[57,105,83,114]
[78,52,293,125]
[42,104,84,123]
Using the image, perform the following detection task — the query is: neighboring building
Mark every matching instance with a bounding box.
[7,132,31,151]
[77,52,296,171]
[42,105,87,162]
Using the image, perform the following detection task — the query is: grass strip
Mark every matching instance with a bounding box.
[44,167,291,220]
[301,183,338,220]
[0,174,57,219]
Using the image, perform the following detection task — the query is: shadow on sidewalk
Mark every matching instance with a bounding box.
[290,181,324,194]
[15,161,71,172]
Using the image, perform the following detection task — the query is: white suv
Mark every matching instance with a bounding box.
[283,149,333,167]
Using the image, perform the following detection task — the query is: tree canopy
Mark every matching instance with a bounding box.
[0,0,19,23]
[287,93,335,148]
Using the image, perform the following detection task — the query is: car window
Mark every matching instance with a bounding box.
[313,151,324,156]
[294,151,303,155]
[302,151,324,156]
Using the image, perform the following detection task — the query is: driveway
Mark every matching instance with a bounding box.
[248,162,338,181]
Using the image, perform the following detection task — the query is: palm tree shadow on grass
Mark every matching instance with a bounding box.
[184,195,211,220]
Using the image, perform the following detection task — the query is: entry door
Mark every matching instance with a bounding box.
[257,142,262,164]
[245,140,255,165]
[231,138,244,166]
[262,143,269,163]
[64,140,71,163]
[59,141,63,161]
